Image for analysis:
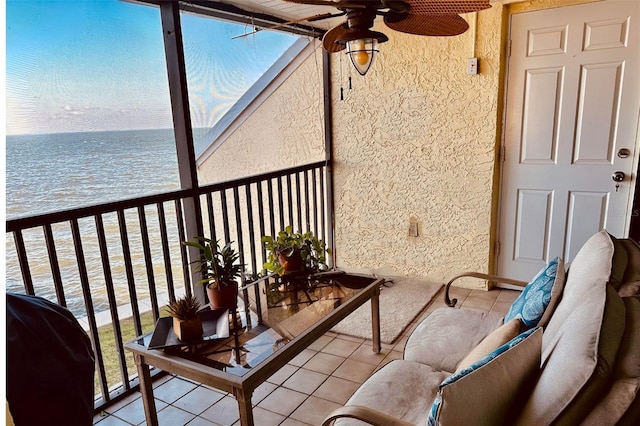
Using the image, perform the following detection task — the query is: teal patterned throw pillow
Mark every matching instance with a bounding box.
[504,257,562,328]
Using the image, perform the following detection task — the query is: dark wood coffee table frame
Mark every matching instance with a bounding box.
[125,274,383,426]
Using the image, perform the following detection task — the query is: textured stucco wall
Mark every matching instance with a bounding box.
[331,7,504,286]
[508,0,598,14]
[198,47,325,184]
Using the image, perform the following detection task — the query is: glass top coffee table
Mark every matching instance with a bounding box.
[124,271,383,426]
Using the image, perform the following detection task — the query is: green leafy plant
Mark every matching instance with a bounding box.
[183,237,243,288]
[261,226,331,275]
[166,295,201,320]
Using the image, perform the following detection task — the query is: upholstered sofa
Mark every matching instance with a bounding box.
[322,230,640,425]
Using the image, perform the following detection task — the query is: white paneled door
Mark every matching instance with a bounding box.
[498,0,640,280]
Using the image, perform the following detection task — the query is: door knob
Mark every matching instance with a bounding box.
[612,171,625,182]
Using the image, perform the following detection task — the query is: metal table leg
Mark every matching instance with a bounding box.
[134,354,158,426]
[371,286,381,353]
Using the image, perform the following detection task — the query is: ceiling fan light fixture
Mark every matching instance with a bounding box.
[337,29,388,76]
[346,38,379,76]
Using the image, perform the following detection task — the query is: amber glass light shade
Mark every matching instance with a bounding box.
[345,38,379,76]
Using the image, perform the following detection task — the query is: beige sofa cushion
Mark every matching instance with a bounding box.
[619,239,640,297]
[619,282,640,297]
[618,391,640,425]
[404,307,504,372]
[610,235,629,290]
[581,296,640,425]
[516,230,626,425]
[336,360,450,426]
[429,328,542,426]
[455,318,522,372]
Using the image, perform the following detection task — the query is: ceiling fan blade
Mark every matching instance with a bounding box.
[404,0,491,15]
[384,13,469,36]
[322,23,350,52]
[283,0,367,9]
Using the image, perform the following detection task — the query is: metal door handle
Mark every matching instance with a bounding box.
[612,171,625,182]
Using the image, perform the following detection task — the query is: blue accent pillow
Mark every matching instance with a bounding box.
[427,327,541,426]
[505,257,562,328]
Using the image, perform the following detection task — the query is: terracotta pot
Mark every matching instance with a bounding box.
[206,281,239,310]
[278,249,306,275]
[172,316,203,342]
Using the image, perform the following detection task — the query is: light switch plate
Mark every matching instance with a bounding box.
[467,57,478,75]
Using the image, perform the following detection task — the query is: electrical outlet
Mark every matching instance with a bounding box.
[409,220,419,237]
[467,57,478,75]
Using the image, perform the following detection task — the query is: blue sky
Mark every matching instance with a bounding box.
[5,0,298,135]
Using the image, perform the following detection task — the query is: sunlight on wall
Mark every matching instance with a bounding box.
[331,6,502,285]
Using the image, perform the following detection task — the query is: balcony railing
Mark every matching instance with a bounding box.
[5,160,330,410]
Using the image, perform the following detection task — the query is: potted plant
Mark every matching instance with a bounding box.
[183,237,243,310]
[167,295,203,341]
[262,226,331,276]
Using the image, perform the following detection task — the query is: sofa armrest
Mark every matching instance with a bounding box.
[444,272,527,307]
[321,405,415,426]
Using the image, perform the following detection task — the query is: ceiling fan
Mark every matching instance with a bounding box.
[283,0,492,75]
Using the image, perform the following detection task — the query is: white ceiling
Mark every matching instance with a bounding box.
[206,0,352,32]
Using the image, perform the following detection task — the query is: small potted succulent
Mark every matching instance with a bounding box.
[167,295,203,341]
[183,237,243,310]
[262,226,331,276]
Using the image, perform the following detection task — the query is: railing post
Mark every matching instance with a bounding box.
[323,50,336,267]
[160,1,205,304]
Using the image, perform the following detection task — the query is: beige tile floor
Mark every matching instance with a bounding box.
[93,286,519,426]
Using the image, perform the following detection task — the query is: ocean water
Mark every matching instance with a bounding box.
[5,129,183,316]
[6,129,181,219]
